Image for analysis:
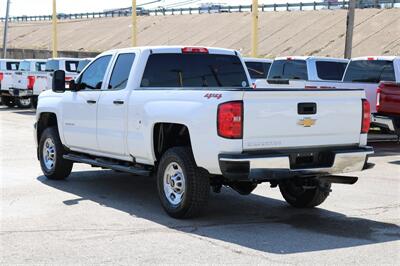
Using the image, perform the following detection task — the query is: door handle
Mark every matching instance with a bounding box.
[86,100,97,104]
[113,100,124,105]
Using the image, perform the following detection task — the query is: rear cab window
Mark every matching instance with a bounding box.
[343,60,395,83]
[316,61,348,81]
[45,60,60,72]
[6,62,19,71]
[19,61,31,71]
[65,61,79,73]
[245,61,271,79]
[267,60,308,80]
[35,62,46,72]
[141,53,248,88]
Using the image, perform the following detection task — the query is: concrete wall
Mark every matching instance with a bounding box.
[1,48,99,59]
[1,8,399,58]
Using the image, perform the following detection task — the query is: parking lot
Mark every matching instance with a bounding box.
[1,106,399,264]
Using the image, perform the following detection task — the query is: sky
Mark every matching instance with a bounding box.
[0,0,306,16]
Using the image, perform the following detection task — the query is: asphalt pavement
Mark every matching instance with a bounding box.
[1,107,399,265]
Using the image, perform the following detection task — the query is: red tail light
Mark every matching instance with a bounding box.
[181,47,209,54]
[27,75,35,90]
[361,99,371,134]
[217,101,243,139]
[65,77,73,82]
[0,72,3,81]
[376,87,381,112]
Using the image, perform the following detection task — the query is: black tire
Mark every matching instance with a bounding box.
[39,127,73,180]
[31,96,38,109]
[1,96,15,108]
[279,179,330,208]
[157,147,210,219]
[15,97,32,108]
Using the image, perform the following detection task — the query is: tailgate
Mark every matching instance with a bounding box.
[242,89,365,150]
[13,72,27,89]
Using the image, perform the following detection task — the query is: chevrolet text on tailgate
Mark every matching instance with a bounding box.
[34,46,374,218]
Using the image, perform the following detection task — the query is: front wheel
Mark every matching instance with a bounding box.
[16,97,32,108]
[157,147,210,218]
[39,127,73,180]
[279,179,330,208]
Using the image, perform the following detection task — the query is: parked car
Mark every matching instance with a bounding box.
[0,59,20,107]
[255,56,348,88]
[35,46,373,219]
[8,59,46,108]
[243,57,273,85]
[31,58,81,108]
[373,81,400,136]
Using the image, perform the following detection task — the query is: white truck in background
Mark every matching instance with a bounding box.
[243,57,273,85]
[255,56,348,88]
[8,59,46,108]
[32,58,81,108]
[35,46,373,219]
[0,59,21,107]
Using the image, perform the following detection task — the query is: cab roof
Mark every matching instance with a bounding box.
[243,57,273,63]
[101,46,240,56]
[351,56,399,61]
[274,56,348,62]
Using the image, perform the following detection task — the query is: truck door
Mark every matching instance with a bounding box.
[97,53,136,156]
[61,55,112,151]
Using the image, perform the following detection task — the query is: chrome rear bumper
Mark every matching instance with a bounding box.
[219,146,374,181]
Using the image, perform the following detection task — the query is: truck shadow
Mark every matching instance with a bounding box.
[369,142,400,157]
[37,171,400,255]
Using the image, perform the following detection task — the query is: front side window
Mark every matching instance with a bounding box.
[245,62,271,79]
[268,60,308,80]
[141,53,248,88]
[316,61,348,81]
[78,55,112,90]
[108,53,135,90]
[35,62,46,72]
[343,60,395,83]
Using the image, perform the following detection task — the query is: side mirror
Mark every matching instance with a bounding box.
[52,70,66,93]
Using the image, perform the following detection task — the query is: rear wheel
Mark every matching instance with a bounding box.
[279,179,330,208]
[39,127,73,180]
[16,97,31,108]
[1,96,15,108]
[157,147,210,218]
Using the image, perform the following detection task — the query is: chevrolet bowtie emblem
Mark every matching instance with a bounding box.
[298,117,316,127]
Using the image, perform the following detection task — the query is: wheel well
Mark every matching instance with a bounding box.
[153,123,191,162]
[37,113,58,143]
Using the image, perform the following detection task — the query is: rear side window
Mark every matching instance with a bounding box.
[267,60,308,80]
[108,53,135,90]
[6,62,19,71]
[141,53,248,88]
[316,61,348,81]
[245,62,271,79]
[35,62,46,72]
[65,61,79,72]
[343,60,395,83]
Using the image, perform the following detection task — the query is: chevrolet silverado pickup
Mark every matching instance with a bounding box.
[35,46,373,218]
[0,59,20,107]
[9,59,46,108]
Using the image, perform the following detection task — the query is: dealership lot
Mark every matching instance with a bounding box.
[1,107,399,264]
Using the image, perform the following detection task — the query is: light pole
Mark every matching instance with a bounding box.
[132,0,137,47]
[251,0,259,57]
[2,0,11,58]
[52,0,58,58]
[344,0,356,59]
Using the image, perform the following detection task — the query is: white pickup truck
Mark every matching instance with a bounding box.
[255,56,348,88]
[0,59,20,107]
[35,46,373,218]
[32,58,81,108]
[8,59,46,108]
